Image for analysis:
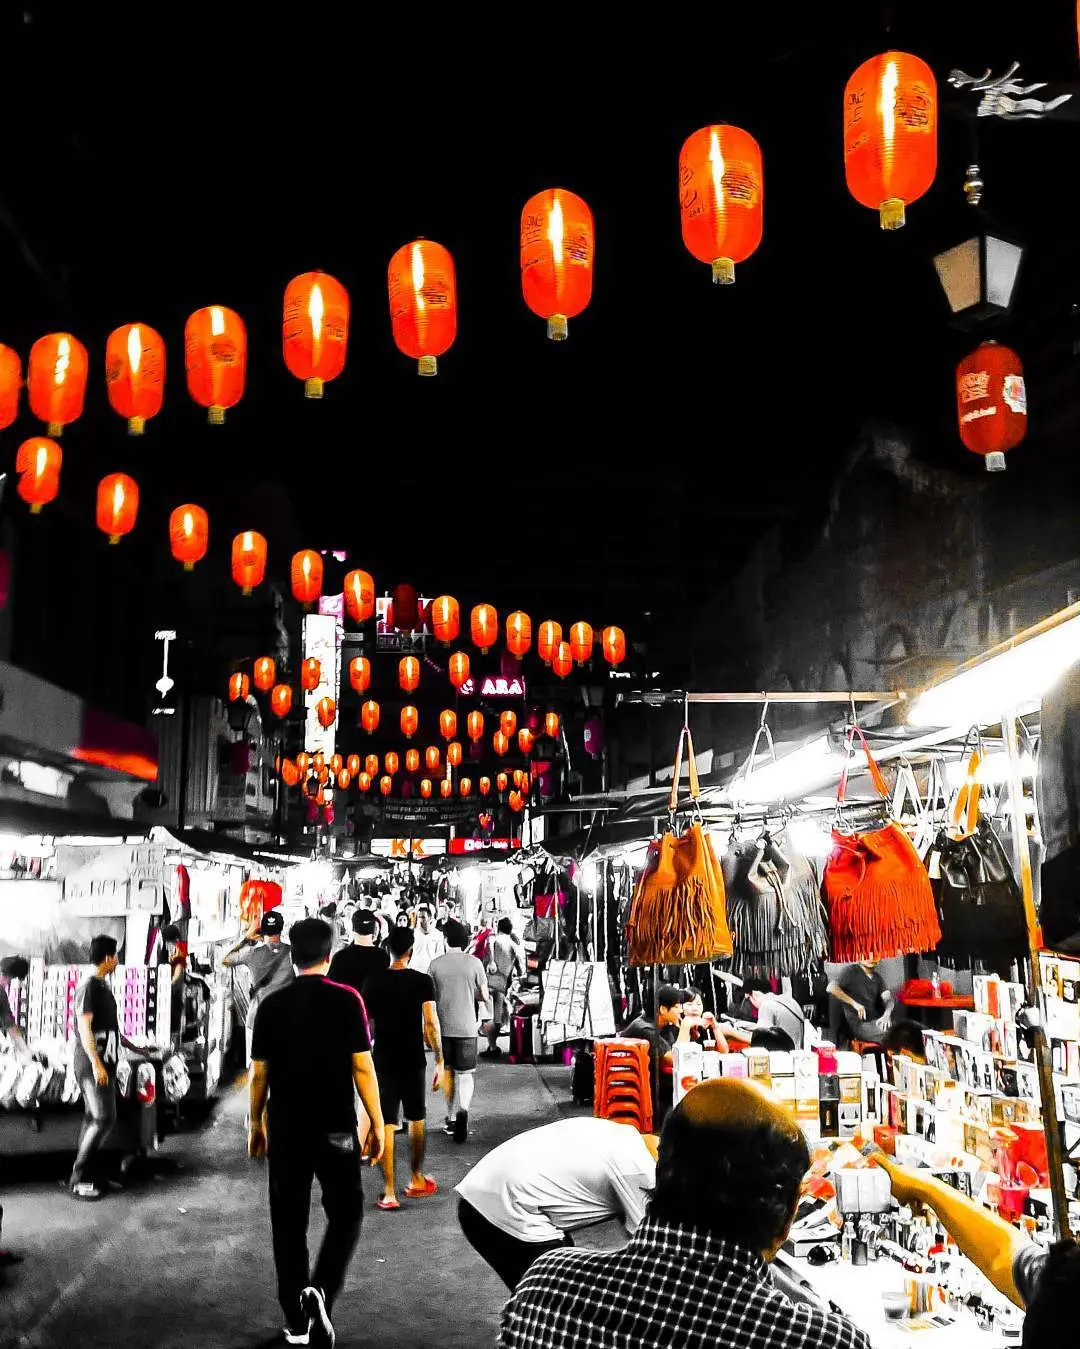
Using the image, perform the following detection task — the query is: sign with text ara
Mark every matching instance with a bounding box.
[458,675,526,698]
[448,837,522,855]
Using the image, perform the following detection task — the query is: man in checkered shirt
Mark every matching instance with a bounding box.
[499,1078,870,1349]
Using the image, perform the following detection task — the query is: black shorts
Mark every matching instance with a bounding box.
[376,1063,426,1126]
[442,1035,477,1072]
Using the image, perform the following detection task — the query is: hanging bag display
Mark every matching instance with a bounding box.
[626,727,732,966]
[823,727,942,962]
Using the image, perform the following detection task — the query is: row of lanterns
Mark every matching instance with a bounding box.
[2,48,938,445]
[280,749,531,815]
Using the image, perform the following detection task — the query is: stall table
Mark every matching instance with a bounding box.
[899,993,976,1031]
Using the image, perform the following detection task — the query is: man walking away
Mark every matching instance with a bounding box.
[481,918,525,1059]
[69,936,122,1200]
[249,918,385,1348]
[327,909,389,996]
[361,926,443,1210]
[223,909,294,1062]
[429,920,488,1143]
[409,904,446,974]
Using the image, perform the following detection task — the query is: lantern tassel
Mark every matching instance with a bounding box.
[547,314,569,342]
[304,377,324,399]
[128,416,146,436]
[879,198,906,230]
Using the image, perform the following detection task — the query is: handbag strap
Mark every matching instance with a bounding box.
[950,746,983,839]
[668,725,701,815]
[836,725,889,806]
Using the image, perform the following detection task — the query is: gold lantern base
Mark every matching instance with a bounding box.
[47,421,62,437]
[418,355,438,376]
[304,377,324,399]
[184,562,195,572]
[108,534,121,546]
[985,451,1007,473]
[879,198,906,230]
[30,503,43,515]
[547,314,569,341]
[711,257,735,285]
[128,416,146,435]
[208,404,226,425]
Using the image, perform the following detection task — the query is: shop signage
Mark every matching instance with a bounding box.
[448,837,522,855]
[370,838,448,859]
[58,842,165,916]
[458,676,525,698]
[381,798,474,828]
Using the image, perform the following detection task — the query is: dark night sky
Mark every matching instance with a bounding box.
[2,3,1079,722]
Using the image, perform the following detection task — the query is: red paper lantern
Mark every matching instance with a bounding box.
[314,753,326,772]
[405,748,420,773]
[96,473,139,544]
[449,651,471,690]
[347,754,361,776]
[508,790,525,813]
[537,621,562,665]
[459,777,472,797]
[552,641,573,679]
[521,189,594,341]
[544,711,560,739]
[337,769,351,790]
[388,239,457,375]
[496,772,509,793]
[399,656,420,693]
[291,549,324,607]
[281,759,300,787]
[105,323,165,434]
[420,778,433,799]
[283,271,349,399]
[431,595,460,644]
[380,775,393,797]
[169,504,209,569]
[28,332,88,434]
[440,778,453,799]
[365,754,379,777]
[439,710,457,741]
[15,437,62,513]
[253,656,276,692]
[330,754,343,775]
[361,700,380,732]
[317,696,336,729]
[512,769,526,789]
[270,685,293,719]
[467,710,485,742]
[302,658,322,692]
[679,126,763,284]
[956,341,1026,473]
[447,741,463,767]
[844,52,937,230]
[358,771,372,792]
[493,730,510,756]
[602,625,627,667]
[471,604,499,653]
[349,657,371,694]
[344,569,376,623]
[232,531,267,594]
[228,672,250,702]
[500,710,518,738]
[384,751,399,775]
[425,745,441,772]
[0,345,21,431]
[296,752,311,773]
[518,728,535,754]
[391,583,420,632]
[401,705,419,738]
[479,776,491,796]
[569,621,594,664]
[506,611,532,658]
[184,305,246,423]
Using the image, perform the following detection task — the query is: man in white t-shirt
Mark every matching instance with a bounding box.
[456,1117,658,1289]
[410,904,447,974]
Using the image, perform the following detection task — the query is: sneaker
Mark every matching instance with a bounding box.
[443,1117,456,1137]
[301,1286,335,1348]
[70,1182,103,1201]
[453,1109,469,1143]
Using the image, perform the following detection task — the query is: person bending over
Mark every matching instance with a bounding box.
[751,1027,796,1052]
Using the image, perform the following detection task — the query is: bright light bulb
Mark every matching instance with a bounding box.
[243,531,253,551]
[708,129,726,211]
[308,283,323,343]
[548,197,564,264]
[127,325,142,376]
[54,336,70,386]
[210,306,225,337]
[35,446,48,476]
[302,554,311,578]
[411,244,425,309]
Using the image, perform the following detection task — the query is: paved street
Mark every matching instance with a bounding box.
[0,1059,592,1349]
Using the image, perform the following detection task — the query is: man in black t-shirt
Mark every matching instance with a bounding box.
[362,925,444,1210]
[622,984,695,1128]
[250,919,385,1348]
[327,909,389,996]
[69,935,123,1200]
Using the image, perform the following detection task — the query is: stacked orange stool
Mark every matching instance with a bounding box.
[593,1037,653,1133]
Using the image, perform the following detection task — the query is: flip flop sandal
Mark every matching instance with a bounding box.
[404,1176,438,1199]
[376,1197,401,1211]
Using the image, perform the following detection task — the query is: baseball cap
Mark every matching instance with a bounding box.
[259,910,285,935]
[352,909,379,936]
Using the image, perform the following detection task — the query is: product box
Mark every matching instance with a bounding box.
[838,1102,861,1139]
[720,1054,748,1079]
[772,1074,797,1103]
[743,1049,771,1086]
[839,1074,862,1106]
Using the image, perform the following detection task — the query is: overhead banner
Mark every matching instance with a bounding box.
[381,799,475,828]
[448,838,522,855]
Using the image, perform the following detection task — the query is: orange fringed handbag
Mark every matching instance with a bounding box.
[627,728,732,966]
[823,728,941,963]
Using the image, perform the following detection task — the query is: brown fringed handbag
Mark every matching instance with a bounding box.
[627,728,732,966]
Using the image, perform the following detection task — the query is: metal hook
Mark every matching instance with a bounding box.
[757,694,770,731]
[683,691,690,731]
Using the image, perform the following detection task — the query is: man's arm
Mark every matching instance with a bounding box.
[222,921,260,968]
[422,1000,444,1088]
[827,980,866,1021]
[78,1011,108,1086]
[351,1051,384,1162]
[248,1059,269,1158]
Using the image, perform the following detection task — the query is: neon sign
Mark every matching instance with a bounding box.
[458,676,525,698]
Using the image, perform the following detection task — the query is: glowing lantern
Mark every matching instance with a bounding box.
[956,341,1026,472]
[569,621,594,664]
[471,604,499,653]
[380,775,393,797]
[337,769,351,790]
[448,741,463,768]
[500,710,518,739]
[513,769,526,789]
[439,710,457,741]
[232,531,267,594]
[169,504,209,569]
[425,745,441,772]
[291,550,324,607]
[449,651,470,690]
[28,333,88,434]
[314,753,326,771]
[467,710,485,743]
[518,728,535,754]
[96,473,139,544]
[317,697,336,729]
[0,345,21,431]
[420,778,433,799]
[388,239,458,375]
[440,779,453,799]
[406,748,420,773]
[16,437,62,513]
[537,621,562,665]
[281,760,300,787]
[253,656,276,692]
[432,595,460,644]
[399,656,420,693]
[479,776,491,796]
[361,700,380,732]
[283,270,349,399]
[296,752,311,773]
[544,711,560,738]
[228,672,250,702]
[602,625,626,667]
[345,569,376,623]
[508,790,524,813]
[401,705,419,738]
[459,777,472,797]
[358,771,372,792]
[330,754,343,775]
[105,323,165,434]
[384,751,399,776]
[365,754,379,777]
[184,305,246,423]
[347,754,361,776]
[391,583,420,631]
[302,658,322,692]
[843,52,937,230]
[493,730,510,756]
[496,772,509,793]
[520,188,594,341]
[271,684,293,718]
[552,641,573,679]
[679,126,763,285]
[349,657,371,694]
[506,611,532,658]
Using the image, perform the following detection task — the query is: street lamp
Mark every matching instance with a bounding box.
[931,168,1024,327]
